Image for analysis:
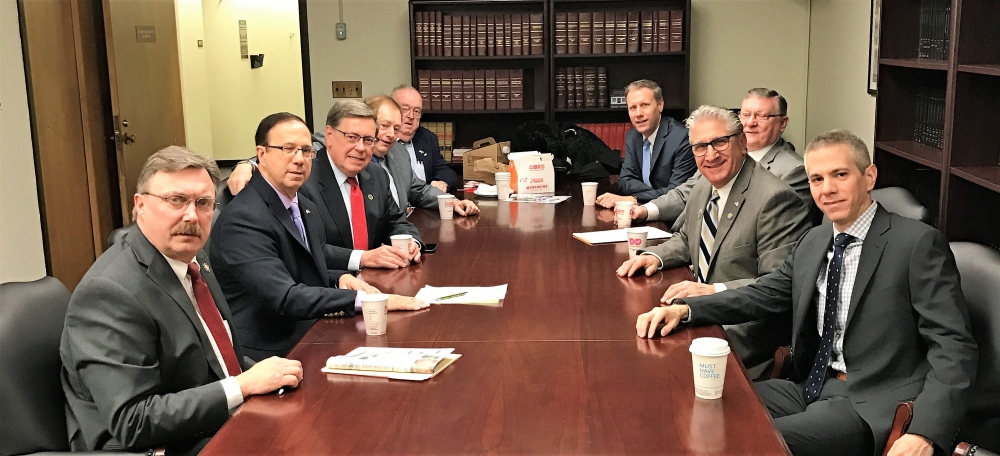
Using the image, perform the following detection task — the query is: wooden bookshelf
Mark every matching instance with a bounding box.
[875,0,1000,249]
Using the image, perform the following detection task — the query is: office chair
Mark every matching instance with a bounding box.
[871,187,929,223]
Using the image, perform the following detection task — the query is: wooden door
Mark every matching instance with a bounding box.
[103,0,186,219]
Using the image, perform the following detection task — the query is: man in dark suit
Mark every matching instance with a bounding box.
[61,146,304,456]
[636,130,978,456]
[634,88,811,226]
[596,79,697,208]
[391,85,459,192]
[618,105,811,378]
[210,113,427,361]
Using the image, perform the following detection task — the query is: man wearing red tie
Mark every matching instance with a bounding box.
[60,147,303,456]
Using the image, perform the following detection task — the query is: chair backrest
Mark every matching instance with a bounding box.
[951,242,1000,418]
[216,177,234,214]
[107,224,136,249]
[0,276,72,454]
[871,187,928,223]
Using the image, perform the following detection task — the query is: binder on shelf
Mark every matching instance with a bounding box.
[463,69,475,110]
[592,12,605,54]
[511,14,523,56]
[555,12,568,54]
[529,13,543,55]
[485,69,497,110]
[510,69,524,110]
[474,70,486,111]
[497,69,511,110]
[626,12,640,53]
[579,12,592,54]
[567,12,579,54]
[640,11,653,52]
[614,12,627,54]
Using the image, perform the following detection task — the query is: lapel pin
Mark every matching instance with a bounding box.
[727,213,733,219]
[368,194,374,200]
[734,201,740,207]
[698,209,703,216]
[202,263,211,273]
[305,209,311,214]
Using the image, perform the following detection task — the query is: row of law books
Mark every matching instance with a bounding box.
[917,0,950,60]
[422,121,455,162]
[912,86,945,150]
[413,12,543,57]
[417,69,528,111]
[577,122,633,158]
[555,67,608,109]
[555,10,683,55]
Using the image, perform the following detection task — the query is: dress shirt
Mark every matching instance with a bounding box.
[161,255,243,412]
[327,153,366,271]
[747,141,776,163]
[643,123,660,157]
[401,140,426,182]
[371,155,400,207]
[815,201,878,374]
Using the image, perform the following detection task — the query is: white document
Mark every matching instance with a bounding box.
[572,227,672,245]
[322,347,461,381]
[414,284,508,304]
[503,194,570,204]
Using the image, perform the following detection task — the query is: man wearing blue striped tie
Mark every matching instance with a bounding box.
[617,105,811,379]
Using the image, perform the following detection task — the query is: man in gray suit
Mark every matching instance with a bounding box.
[637,130,977,456]
[633,88,811,226]
[364,95,478,215]
[618,105,811,378]
[60,147,303,455]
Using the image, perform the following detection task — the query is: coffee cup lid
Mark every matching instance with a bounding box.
[689,337,731,356]
[581,182,598,186]
[615,200,635,207]
[390,234,412,240]
[360,293,389,302]
[436,194,456,199]
[495,172,511,178]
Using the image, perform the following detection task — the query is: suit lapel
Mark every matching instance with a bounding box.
[709,160,753,264]
[795,229,832,331]
[686,178,711,267]
[129,230,227,380]
[845,207,889,327]
[650,119,670,167]
[250,174,310,252]
[299,196,329,275]
[757,138,786,170]
[315,155,355,248]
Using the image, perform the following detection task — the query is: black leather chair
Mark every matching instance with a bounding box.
[871,187,929,223]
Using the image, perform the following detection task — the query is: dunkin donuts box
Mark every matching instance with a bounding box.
[507,151,555,194]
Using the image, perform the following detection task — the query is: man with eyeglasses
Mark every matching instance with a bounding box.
[210,112,427,360]
[595,79,697,209]
[391,85,459,192]
[633,88,810,226]
[61,146,305,455]
[616,105,810,379]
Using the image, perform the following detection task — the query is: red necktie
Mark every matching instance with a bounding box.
[347,176,369,250]
[187,263,242,376]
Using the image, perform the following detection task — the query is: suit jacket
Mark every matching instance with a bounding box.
[649,138,811,227]
[384,141,446,210]
[617,117,697,203]
[61,228,251,455]
[646,158,811,378]
[685,206,978,455]
[409,125,459,190]
[300,136,422,270]
[210,173,357,361]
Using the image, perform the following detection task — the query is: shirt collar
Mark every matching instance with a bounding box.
[642,122,660,148]
[747,140,777,163]
[262,176,298,210]
[711,156,746,202]
[328,153,351,188]
[162,254,197,283]
[834,200,879,242]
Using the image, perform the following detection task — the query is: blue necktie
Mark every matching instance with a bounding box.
[641,138,652,187]
[801,233,856,403]
[288,202,308,247]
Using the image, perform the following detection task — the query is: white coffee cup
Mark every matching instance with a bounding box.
[360,293,389,336]
[389,234,412,252]
[437,194,456,219]
[615,200,634,228]
[689,337,731,399]
[581,182,598,206]
[626,227,648,258]
[495,172,511,200]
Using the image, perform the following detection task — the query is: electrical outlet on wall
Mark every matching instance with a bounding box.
[332,81,362,98]
[336,23,347,40]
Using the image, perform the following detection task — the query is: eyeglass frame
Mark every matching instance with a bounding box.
[690,133,740,157]
[333,128,378,146]
[142,193,218,213]
[264,144,318,159]
[738,111,785,121]
[400,106,423,119]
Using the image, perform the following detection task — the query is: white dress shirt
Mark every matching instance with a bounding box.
[747,140,776,163]
[401,140,426,182]
[328,153,366,271]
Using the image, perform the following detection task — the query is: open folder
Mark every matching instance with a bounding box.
[414,284,508,306]
[572,227,672,245]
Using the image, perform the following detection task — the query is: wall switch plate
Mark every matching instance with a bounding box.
[332,81,362,98]
[336,23,347,40]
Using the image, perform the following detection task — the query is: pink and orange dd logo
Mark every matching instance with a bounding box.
[629,237,644,246]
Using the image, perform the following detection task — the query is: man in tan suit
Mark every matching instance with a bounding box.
[617,104,811,378]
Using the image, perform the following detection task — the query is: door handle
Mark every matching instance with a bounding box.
[123,133,136,144]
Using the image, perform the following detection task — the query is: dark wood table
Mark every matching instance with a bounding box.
[203,179,790,455]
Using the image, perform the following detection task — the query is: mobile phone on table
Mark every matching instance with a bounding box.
[422,243,438,253]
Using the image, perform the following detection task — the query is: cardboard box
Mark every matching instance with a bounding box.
[463,137,510,184]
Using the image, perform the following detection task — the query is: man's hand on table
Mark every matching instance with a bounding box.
[636,304,689,338]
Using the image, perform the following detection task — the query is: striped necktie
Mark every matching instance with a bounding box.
[697,190,720,283]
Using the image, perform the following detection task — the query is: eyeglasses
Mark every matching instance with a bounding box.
[334,128,377,146]
[265,145,318,159]
[400,106,422,119]
[691,133,739,157]
[738,111,784,121]
[143,193,217,212]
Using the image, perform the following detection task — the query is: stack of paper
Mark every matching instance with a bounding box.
[322,347,461,381]
[572,227,672,245]
[414,284,508,306]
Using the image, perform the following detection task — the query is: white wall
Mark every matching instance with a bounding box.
[307,0,410,132]
[175,0,216,157]
[0,0,47,283]
[805,0,877,152]
[203,0,306,160]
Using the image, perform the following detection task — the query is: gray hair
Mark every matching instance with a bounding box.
[804,129,871,172]
[390,84,418,98]
[685,105,744,135]
[624,79,663,102]
[325,99,378,130]
[745,88,788,116]
[133,146,220,220]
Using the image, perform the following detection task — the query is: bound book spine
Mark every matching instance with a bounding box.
[529,13,543,55]
[592,12,605,54]
[497,69,511,110]
[476,15,487,56]
[555,13,568,54]
[567,67,577,109]
[418,70,431,110]
[503,14,512,56]
[583,67,597,108]
[415,11,423,56]
[443,15,453,57]
[474,70,486,110]
[452,70,464,110]
[567,12,579,54]
[511,14,523,56]
[656,11,669,52]
[614,12,627,54]
[430,69,442,110]
[574,67,584,108]
[462,15,471,57]
[510,69,524,109]
[640,11,653,52]
[463,69,475,110]
[434,11,442,56]
[486,14,495,56]
[669,10,683,52]
[440,70,452,110]
[597,67,608,108]
[626,12,640,53]
[494,16,505,56]
[485,69,497,110]
[579,12,592,54]
[521,15,530,56]
[555,67,567,109]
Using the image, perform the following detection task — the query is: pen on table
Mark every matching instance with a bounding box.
[436,292,467,301]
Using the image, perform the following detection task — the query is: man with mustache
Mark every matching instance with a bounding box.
[210,112,427,361]
[61,146,303,455]
[390,85,459,192]
[365,94,478,215]
[618,105,810,378]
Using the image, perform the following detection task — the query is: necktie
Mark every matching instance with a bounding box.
[641,138,652,187]
[288,202,308,246]
[347,176,369,250]
[697,191,720,283]
[801,233,856,403]
[373,156,400,207]
[186,263,242,376]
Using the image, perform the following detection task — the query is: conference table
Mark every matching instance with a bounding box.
[202,179,790,455]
